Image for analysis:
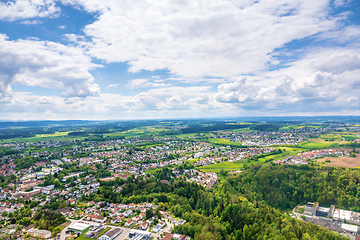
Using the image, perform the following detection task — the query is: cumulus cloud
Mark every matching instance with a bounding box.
[20,19,41,24]
[0,0,359,119]
[68,0,341,79]
[215,47,360,113]
[0,0,60,21]
[127,78,172,89]
[0,34,101,99]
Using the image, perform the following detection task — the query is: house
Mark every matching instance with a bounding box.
[16,203,24,209]
[131,216,140,222]
[100,228,122,240]
[87,214,107,223]
[175,219,186,226]
[123,209,133,217]
[124,219,134,227]
[0,193,7,200]
[139,222,149,232]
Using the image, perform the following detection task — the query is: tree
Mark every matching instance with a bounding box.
[146,209,154,219]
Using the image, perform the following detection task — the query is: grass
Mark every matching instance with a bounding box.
[74,230,95,240]
[57,221,71,231]
[242,148,305,167]
[196,161,243,172]
[279,125,305,130]
[279,147,304,152]
[145,168,163,174]
[186,159,199,164]
[341,134,360,141]
[298,141,339,149]
[0,131,79,143]
[174,133,197,138]
[203,138,243,147]
[230,128,254,133]
[97,227,111,237]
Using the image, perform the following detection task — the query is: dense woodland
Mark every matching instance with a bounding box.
[108,173,346,239]
[228,165,360,211]
[77,166,348,239]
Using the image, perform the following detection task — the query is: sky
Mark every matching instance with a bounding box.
[0,0,359,120]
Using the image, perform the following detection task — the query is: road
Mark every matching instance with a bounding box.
[292,206,304,221]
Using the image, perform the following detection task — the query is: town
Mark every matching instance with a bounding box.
[0,119,359,240]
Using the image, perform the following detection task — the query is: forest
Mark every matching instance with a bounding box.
[227,165,360,211]
[80,167,349,239]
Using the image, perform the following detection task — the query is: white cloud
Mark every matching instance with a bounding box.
[20,19,41,24]
[0,0,359,119]
[127,78,172,89]
[70,0,341,79]
[215,47,360,113]
[0,0,60,21]
[0,34,101,99]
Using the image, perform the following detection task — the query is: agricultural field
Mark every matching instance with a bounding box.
[298,141,339,149]
[244,150,302,167]
[173,133,197,138]
[341,134,360,141]
[186,159,198,164]
[230,128,254,133]
[317,155,360,168]
[145,168,163,174]
[0,131,77,143]
[117,127,169,138]
[204,138,243,147]
[196,161,243,172]
[279,125,305,130]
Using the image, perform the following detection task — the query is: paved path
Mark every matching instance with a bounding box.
[292,206,304,221]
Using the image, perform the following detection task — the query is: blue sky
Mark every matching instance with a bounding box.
[0,0,359,120]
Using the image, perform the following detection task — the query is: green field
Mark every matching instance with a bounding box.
[204,138,243,147]
[341,134,360,141]
[98,227,111,237]
[0,131,79,143]
[279,125,305,130]
[196,161,243,172]
[231,129,254,133]
[145,168,163,174]
[186,159,199,164]
[298,141,339,149]
[174,133,197,138]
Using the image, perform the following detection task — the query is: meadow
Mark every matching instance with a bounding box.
[203,138,244,147]
[196,161,243,172]
[0,131,78,143]
[298,141,339,149]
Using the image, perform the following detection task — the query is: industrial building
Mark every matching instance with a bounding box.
[304,202,335,218]
[100,228,122,240]
[67,223,91,234]
[128,229,151,240]
[27,229,51,239]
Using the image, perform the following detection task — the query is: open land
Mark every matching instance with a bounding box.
[318,155,360,168]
